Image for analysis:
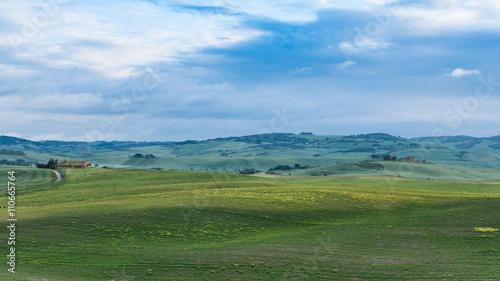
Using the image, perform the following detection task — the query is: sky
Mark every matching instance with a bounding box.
[1,0,499,141]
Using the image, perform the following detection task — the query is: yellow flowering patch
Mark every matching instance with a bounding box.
[474,227,499,233]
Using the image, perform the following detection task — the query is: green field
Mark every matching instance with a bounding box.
[0,168,55,189]
[1,169,499,280]
[4,133,500,172]
[101,156,363,172]
[281,161,500,182]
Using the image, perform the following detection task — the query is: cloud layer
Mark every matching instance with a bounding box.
[1,0,499,141]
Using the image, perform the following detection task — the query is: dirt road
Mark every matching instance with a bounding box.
[51,169,62,183]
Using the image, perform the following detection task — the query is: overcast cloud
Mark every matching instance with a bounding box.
[1,0,499,141]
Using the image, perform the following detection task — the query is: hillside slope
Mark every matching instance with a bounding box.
[1,169,499,280]
[281,161,500,182]
[2,133,500,171]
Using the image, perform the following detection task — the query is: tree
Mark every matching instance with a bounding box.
[240,168,261,175]
[45,158,60,169]
[269,165,292,171]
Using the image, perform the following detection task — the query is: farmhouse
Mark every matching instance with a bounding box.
[400,156,416,161]
[60,160,91,168]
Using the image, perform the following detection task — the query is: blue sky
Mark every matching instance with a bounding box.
[1,0,499,141]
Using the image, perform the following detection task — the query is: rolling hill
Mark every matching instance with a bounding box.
[271,161,500,182]
[2,133,500,179]
[1,169,499,280]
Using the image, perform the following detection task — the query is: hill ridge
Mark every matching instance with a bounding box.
[2,132,500,172]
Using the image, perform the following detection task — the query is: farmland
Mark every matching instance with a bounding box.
[0,167,54,188]
[1,168,499,280]
[275,161,500,182]
[2,133,500,172]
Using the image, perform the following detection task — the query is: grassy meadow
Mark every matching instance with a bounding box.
[1,168,499,280]
[0,167,54,188]
[282,161,500,182]
[5,133,500,172]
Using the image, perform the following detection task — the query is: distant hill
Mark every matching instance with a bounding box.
[0,135,173,153]
[1,133,500,172]
[163,133,500,168]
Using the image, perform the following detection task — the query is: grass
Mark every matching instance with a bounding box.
[5,133,500,173]
[285,161,500,182]
[0,169,499,280]
[0,167,54,189]
[93,156,364,172]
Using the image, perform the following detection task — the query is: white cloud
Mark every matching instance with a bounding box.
[207,0,500,33]
[288,67,313,75]
[336,60,356,70]
[0,1,267,79]
[339,38,390,55]
[390,0,500,35]
[0,64,37,76]
[3,0,498,81]
[448,68,481,78]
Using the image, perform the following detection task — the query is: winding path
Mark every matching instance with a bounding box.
[51,169,62,183]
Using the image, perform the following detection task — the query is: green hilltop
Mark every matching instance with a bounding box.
[1,133,500,180]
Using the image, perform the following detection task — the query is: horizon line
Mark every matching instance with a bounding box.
[1,132,498,144]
